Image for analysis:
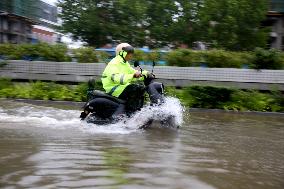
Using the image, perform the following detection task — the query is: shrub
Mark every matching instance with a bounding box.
[252,48,284,69]
[49,44,71,62]
[133,49,147,62]
[184,86,235,109]
[166,49,254,68]
[72,47,99,63]
[146,50,160,62]
[0,43,17,59]
[0,78,283,112]
[0,79,106,101]
[268,90,284,112]
[167,49,193,67]
[165,85,283,112]
[205,50,253,68]
[223,90,280,112]
[96,51,111,62]
[0,78,12,90]
[0,43,71,62]
[133,49,167,65]
[30,81,52,100]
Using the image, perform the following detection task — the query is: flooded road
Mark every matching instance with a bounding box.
[0,99,283,189]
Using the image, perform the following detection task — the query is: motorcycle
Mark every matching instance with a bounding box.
[80,61,178,129]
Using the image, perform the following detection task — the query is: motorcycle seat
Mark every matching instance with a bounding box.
[93,90,126,104]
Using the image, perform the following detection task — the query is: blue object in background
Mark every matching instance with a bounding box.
[241,64,249,69]
[31,38,39,44]
[95,47,168,65]
[200,63,208,68]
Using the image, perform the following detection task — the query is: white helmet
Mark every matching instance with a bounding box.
[115,43,134,57]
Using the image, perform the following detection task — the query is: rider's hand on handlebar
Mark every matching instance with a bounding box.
[133,71,142,78]
[147,73,155,79]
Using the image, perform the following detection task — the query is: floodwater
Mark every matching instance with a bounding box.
[0,99,283,189]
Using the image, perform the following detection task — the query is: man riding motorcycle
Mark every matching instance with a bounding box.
[101,43,149,113]
[80,43,163,120]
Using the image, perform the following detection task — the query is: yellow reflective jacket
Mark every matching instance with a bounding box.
[101,55,148,97]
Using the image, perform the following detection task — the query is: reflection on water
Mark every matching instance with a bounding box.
[0,99,283,189]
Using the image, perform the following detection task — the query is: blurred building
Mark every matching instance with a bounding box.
[0,0,37,43]
[32,25,60,44]
[31,1,61,44]
[0,0,60,44]
[266,0,284,50]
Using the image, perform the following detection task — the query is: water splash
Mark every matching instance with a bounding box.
[0,97,184,134]
[123,97,184,129]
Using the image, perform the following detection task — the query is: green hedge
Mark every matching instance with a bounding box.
[72,47,110,63]
[0,78,102,102]
[166,48,284,69]
[1,43,284,69]
[0,43,71,62]
[252,48,284,70]
[1,78,283,112]
[166,86,284,112]
[0,43,109,63]
[133,49,161,63]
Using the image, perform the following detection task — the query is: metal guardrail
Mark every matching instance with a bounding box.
[1,60,284,90]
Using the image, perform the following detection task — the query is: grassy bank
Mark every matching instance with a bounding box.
[166,86,284,112]
[0,79,283,112]
[0,78,97,102]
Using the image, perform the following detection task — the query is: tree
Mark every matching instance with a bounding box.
[58,0,148,47]
[58,0,188,48]
[195,0,269,50]
[58,0,269,50]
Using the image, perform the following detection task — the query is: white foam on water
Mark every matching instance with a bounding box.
[0,105,81,129]
[0,97,184,134]
[124,97,184,129]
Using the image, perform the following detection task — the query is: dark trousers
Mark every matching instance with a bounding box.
[118,84,145,113]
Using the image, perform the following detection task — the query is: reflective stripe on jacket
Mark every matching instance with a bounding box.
[101,55,147,97]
